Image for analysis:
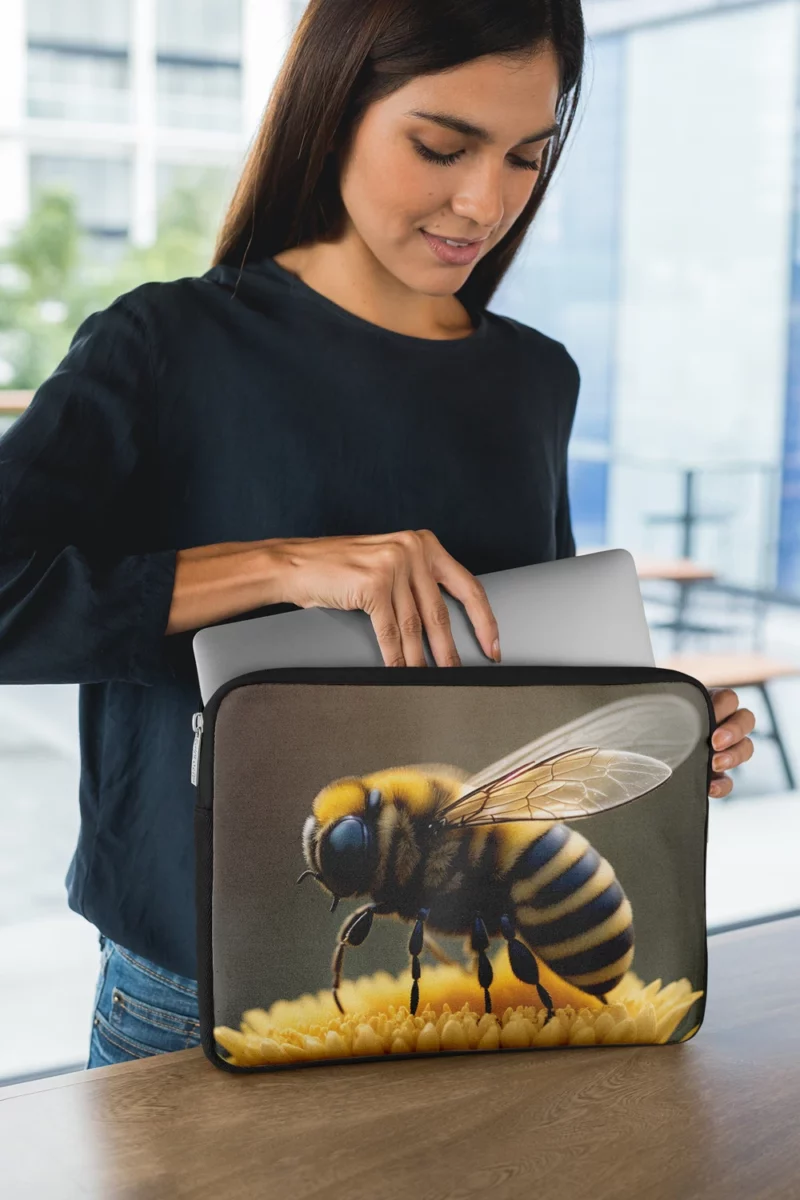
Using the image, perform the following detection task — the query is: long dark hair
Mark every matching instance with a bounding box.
[212,0,585,313]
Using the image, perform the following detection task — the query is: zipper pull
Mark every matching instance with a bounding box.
[190,712,204,787]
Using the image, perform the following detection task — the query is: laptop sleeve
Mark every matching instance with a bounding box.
[193,664,715,1072]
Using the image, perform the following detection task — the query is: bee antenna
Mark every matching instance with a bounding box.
[296,869,321,885]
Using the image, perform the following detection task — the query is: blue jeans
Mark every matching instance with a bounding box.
[86,934,201,1068]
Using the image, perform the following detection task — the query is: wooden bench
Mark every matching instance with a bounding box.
[657,652,800,792]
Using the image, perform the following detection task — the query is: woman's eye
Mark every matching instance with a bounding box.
[413,142,541,172]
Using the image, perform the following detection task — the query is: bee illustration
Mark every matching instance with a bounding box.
[298,692,703,1019]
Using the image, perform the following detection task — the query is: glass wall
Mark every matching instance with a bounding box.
[495,2,799,590]
[610,0,796,587]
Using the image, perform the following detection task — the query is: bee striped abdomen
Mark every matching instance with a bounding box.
[509,825,635,998]
[505,823,574,894]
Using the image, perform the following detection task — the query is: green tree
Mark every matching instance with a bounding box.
[0,177,224,392]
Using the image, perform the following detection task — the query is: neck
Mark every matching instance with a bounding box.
[272,234,476,341]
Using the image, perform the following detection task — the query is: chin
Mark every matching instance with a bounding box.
[386,262,461,297]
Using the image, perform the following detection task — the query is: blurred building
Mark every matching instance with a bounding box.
[0,0,293,259]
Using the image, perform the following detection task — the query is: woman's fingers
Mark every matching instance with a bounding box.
[393,531,459,666]
[710,687,740,731]
[408,571,461,666]
[367,590,408,667]
[281,528,499,667]
[421,532,499,663]
[712,708,756,752]
[709,774,733,798]
[712,735,755,774]
[391,569,430,667]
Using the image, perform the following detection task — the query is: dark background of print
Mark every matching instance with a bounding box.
[210,679,710,1039]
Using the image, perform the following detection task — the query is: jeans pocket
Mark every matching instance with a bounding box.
[93,941,201,1062]
[106,988,202,1057]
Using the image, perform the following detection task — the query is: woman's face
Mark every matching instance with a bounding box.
[337,46,561,296]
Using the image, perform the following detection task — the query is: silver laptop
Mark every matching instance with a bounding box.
[192,548,654,705]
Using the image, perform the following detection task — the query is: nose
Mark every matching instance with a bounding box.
[449,158,505,231]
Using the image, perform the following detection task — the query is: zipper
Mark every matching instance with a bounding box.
[190,711,204,787]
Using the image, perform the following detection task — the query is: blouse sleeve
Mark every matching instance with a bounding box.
[0,296,178,686]
[555,467,576,559]
[554,341,580,560]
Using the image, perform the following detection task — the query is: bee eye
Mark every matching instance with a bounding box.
[319,816,374,897]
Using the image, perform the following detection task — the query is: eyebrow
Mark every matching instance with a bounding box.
[404,109,560,147]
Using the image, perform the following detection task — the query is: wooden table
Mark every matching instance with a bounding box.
[630,555,718,584]
[634,555,720,650]
[657,651,800,690]
[2,916,799,1199]
[578,548,717,582]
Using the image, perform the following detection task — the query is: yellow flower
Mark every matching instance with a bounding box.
[214,948,704,1066]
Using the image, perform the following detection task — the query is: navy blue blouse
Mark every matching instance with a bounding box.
[0,255,580,978]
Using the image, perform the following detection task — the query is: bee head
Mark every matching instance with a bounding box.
[299,787,382,910]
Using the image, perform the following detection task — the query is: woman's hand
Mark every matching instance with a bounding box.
[272,528,500,668]
[709,687,756,797]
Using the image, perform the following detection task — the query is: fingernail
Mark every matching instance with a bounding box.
[714,753,732,771]
[714,730,733,749]
[492,638,501,662]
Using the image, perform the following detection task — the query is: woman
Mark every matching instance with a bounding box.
[0,0,754,1069]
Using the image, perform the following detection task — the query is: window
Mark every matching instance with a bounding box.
[27,0,130,47]
[29,155,131,238]
[156,61,241,132]
[27,48,130,124]
[26,0,131,124]
[155,0,242,132]
[156,0,241,60]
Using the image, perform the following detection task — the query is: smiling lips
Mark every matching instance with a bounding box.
[434,234,485,244]
[420,229,487,265]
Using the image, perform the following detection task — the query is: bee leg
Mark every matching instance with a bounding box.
[408,907,431,1016]
[331,903,378,1015]
[470,915,494,1015]
[500,914,555,1022]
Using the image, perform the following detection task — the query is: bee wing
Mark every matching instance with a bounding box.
[437,746,673,825]
[453,692,702,798]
